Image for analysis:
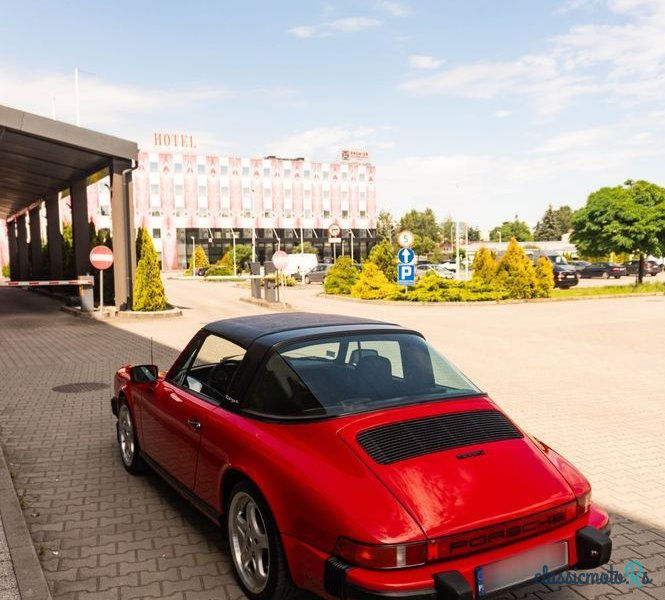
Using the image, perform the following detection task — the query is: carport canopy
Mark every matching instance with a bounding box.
[0,104,139,308]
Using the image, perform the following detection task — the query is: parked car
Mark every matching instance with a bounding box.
[416,264,455,280]
[535,254,579,289]
[623,260,661,276]
[303,263,330,283]
[578,262,626,279]
[569,260,591,273]
[112,313,611,600]
[304,262,361,284]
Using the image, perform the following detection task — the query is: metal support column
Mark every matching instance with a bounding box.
[16,214,29,280]
[45,192,63,279]
[6,220,18,281]
[110,159,136,310]
[71,179,90,276]
[29,205,43,278]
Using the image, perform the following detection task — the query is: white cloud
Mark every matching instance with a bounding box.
[494,110,512,118]
[534,127,610,153]
[287,26,317,38]
[288,17,381,38]
[409,54,445,70]
[375,1,412,16]
[400,0,665,116]
[0,67,228,136]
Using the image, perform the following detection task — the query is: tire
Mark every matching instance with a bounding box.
[227,481,298,600]
[304,275,310,284]
[117,402,146,475]
[615,275,621,279]
[602,272,610,279]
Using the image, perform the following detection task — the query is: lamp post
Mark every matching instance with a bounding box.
[230,229,237,276]
[191,236,196,277]
[300,214,305,285]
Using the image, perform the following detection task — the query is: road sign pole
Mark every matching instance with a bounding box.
[100,270,104,314]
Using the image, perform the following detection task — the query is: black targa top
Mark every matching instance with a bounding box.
[203,312,402,349]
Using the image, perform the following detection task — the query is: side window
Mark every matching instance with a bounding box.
[173,333,246,402]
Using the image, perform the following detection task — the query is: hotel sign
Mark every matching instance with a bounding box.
[340,149,369,163]
[153,132,196,149]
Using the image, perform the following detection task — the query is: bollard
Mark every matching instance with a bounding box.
[264,261,277,303]
[79,275,95,312]
[250,262,262,299]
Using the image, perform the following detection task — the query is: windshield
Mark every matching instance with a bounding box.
[244,333,481,418]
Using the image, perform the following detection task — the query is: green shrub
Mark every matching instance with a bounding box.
[471,247,497,285]
[495,238,538,299]
[2,264,9,278]
[402,274,509,303]
[205,265,233,277]
[534,256,554,298]
[351,263,398,299]
[367,239,397,282]
[263,274,297,287]
[324,256,359,295]
[132,232,167,311]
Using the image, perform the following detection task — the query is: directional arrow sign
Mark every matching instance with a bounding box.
[397,247,415,264]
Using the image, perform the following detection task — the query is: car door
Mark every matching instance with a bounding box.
[141,333,246,490]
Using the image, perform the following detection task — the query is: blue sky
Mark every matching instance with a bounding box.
[1,0,664,229]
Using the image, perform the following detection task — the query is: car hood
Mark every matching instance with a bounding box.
[337,397,574,538]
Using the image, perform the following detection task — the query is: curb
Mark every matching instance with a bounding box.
[60,306,183,319]
[0,447,52,600]
[240,297,292,311]
[316,291,665,306]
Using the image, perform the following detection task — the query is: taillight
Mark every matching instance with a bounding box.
[576,490,591,517]
[334,538,427,569]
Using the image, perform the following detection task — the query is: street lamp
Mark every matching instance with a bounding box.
[229,229,237,276]
[191,236,196,276]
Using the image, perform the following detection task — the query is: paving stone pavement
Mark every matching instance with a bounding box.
[0,286,663,600]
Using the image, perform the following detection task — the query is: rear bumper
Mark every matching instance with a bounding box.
[314,506,610,600]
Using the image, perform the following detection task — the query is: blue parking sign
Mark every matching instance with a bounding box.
[398,263,416,286]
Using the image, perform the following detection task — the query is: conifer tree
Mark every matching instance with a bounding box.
[351,262,396,299]
[534,256,554,298]
[323,256,359,295]
[495,238,538,299]
[133,227,167,311]
[367,238,397,282]
[471,247,497,285]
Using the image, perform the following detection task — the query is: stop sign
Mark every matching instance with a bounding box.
[89,245,114,270]
[271,250,289,271]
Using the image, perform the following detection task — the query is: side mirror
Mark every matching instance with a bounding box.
[130,364,159,383]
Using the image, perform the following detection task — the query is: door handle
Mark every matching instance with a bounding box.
[186,418,201,432]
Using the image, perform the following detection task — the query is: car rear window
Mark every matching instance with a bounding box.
[244,333,481,418]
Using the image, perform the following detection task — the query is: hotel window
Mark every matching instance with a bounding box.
[359,210,367,218]
[221,206,231,217]
[323,171,329,180]
[152,229,161,239]
[304,169,310,179]
[198,185,207,197]
[150,184,159,195]
[263,167,271,178]
[220,165,228,176]
[174,163,182,174]
[284,208,293,218]
[342,209,349,218]
[197,207,208,217]
[284,168,291,179]
[243,186,251,198]
[323,210,331,218]
[175,207,186,217]
[221,186,229,198]
[198,164,206,175]
[341,172,348,181]
[100,205,111,216]
[175,184,184,198]
[359,172,365,182]
[151,209,161,217]
[243,166,250,177]
[264,188,271,199]
[149,161,158,173]
[284,189,292,201]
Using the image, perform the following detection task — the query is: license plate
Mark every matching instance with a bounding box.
[475,541,568,596]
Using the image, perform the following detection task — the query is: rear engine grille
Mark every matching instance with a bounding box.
[357,410,523,465]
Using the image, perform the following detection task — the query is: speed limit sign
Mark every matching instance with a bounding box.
[397,230,415,248]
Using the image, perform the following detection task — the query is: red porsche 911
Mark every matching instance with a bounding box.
[112,313,611,600]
